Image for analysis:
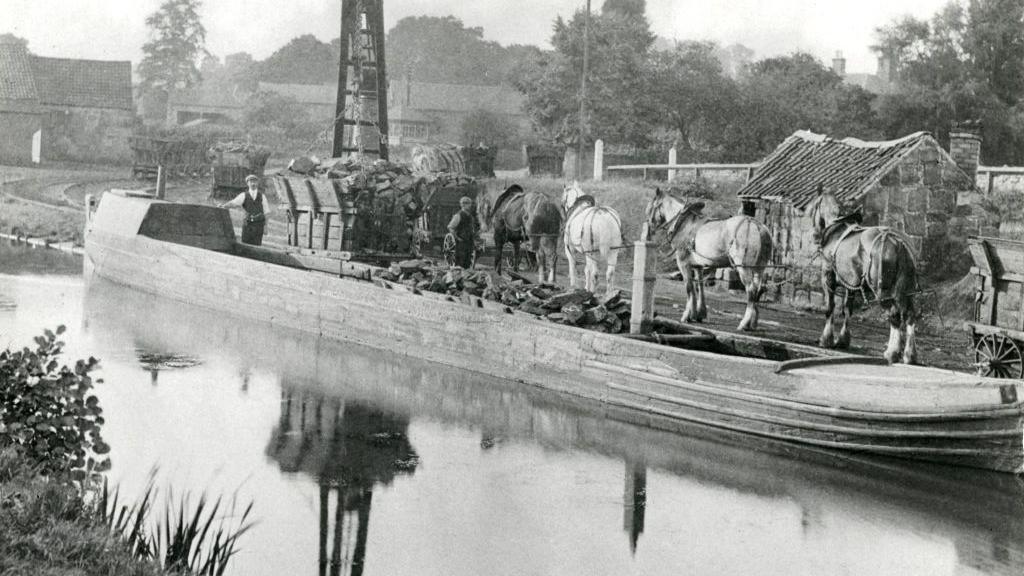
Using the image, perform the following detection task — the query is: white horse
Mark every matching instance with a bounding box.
[646,188,773,331]
[561,181,623,294]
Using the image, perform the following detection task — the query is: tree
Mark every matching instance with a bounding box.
[243,92,312,137]
[137,0,208,92]
[872,0,1024,164]
[514,6,659,146]
[725,53,880,160]
[647,41,739,160]
[602,0,646,17]
[386,16,510,85]
[258,34,337,85]
[460,109,518,148]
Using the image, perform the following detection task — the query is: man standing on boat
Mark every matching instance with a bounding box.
[446,196,480,269]
[220,174,271,246]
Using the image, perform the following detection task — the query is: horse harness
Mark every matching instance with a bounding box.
[565,197,621,251]
[661,209,737,269]
[818,221,917,300]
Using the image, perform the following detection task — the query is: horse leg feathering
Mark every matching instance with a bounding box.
[835,290,854,349]
[565,240,578,288]
[819,270,837,349]
[883,306,904,364]
[694,269,708,322]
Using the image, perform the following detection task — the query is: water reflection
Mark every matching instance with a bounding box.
[77,275,1024,576]
[268,392,417,576]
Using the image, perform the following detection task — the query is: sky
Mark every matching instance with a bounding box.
[2,0,951,74]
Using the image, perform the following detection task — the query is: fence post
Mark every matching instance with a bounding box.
[594,139,604,182]
[156,165,166,200]
[668,147,677,182]
[630,223,658,334]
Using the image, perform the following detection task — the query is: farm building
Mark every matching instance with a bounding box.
[737,129,993,305]
[0,37,133,164]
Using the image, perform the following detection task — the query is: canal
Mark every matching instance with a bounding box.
[2,241,1023,576]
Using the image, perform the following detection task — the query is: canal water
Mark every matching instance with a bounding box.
[2,241,1023,576]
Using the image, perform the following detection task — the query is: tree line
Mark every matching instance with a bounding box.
[134,0,1024,164]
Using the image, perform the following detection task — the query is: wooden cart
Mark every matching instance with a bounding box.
[965,236,1024,378]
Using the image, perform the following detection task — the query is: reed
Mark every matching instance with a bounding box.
[98,479,254,576]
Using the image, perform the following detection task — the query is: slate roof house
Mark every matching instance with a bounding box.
[388,77,528,146]
[0,37,133,164]
[737,129,991,305]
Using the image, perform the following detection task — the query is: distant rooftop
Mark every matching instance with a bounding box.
[737,130,954,208]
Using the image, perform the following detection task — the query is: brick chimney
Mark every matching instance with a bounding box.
[831,51,846,76]
[949,121,982,184]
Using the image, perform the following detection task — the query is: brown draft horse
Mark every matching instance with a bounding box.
[645,188,773,331]
[482,184,563,284]
[807,188,919,364]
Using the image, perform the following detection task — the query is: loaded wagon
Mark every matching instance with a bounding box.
[208,142,271,199]
[128,135,211,180]
[965,236,1024,378]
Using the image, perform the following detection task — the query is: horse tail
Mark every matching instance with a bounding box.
[868,231,917,304]
[729,216,772,268]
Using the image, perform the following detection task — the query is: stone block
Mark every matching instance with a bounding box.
[900,162,923,185]
[904,214,926,236]
[907,186,927,213]
[925,218,947,238]
[923,161,941,186]
[928,189,955,213]
[880,169,900,187]
[863,187,886,214]
[886,187,906,210]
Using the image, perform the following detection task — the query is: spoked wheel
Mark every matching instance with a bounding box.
[442,233,457,268]
[974,334,1024,378]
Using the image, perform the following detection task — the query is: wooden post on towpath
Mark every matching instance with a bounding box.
[155,165,166,200]
[630,223,658,334]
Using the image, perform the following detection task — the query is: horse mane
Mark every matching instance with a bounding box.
[491,184,524,219]
[568,194,596,213]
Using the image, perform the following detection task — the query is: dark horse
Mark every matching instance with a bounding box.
[807,188,920,364]
[482,184,563,283]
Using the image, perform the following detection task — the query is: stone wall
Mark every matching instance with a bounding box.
[0,111,41,165]
[40,106,133,164]
[754,139,990,306]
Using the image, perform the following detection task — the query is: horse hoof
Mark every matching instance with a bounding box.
[818,337,833,349]
[835,336,850,350]
[883,350,900,364]
[902,353,919,365]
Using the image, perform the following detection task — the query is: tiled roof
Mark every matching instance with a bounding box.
[258,82,335,105]
[0,41,38,102]
[737,131,932,208]
[30,56,133,111]
[390,79,525,118]
[169,83,251,110]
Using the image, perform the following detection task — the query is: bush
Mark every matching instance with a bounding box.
[0,326,109,479]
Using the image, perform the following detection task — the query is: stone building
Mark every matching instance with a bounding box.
[0,37,133,164]
[737,129,991,305]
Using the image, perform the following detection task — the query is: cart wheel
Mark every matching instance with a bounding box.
[442,233,457,267]
[974,334,1024,378]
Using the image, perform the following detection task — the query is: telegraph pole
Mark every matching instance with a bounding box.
[577,0,590,179]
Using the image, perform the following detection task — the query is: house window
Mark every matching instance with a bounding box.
[401,123,429,140]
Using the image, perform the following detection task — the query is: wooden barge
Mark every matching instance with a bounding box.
[82,191,1024,473]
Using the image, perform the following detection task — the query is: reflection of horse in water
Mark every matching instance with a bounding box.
[267,391,418,576]
[480,184,563,283]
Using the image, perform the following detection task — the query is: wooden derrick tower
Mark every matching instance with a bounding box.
[333,0,389,161]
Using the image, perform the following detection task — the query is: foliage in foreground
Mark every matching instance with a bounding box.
[0,329,254,576]
[0,326,109,479]
[100,480,254,576]
[0,448,166,576]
